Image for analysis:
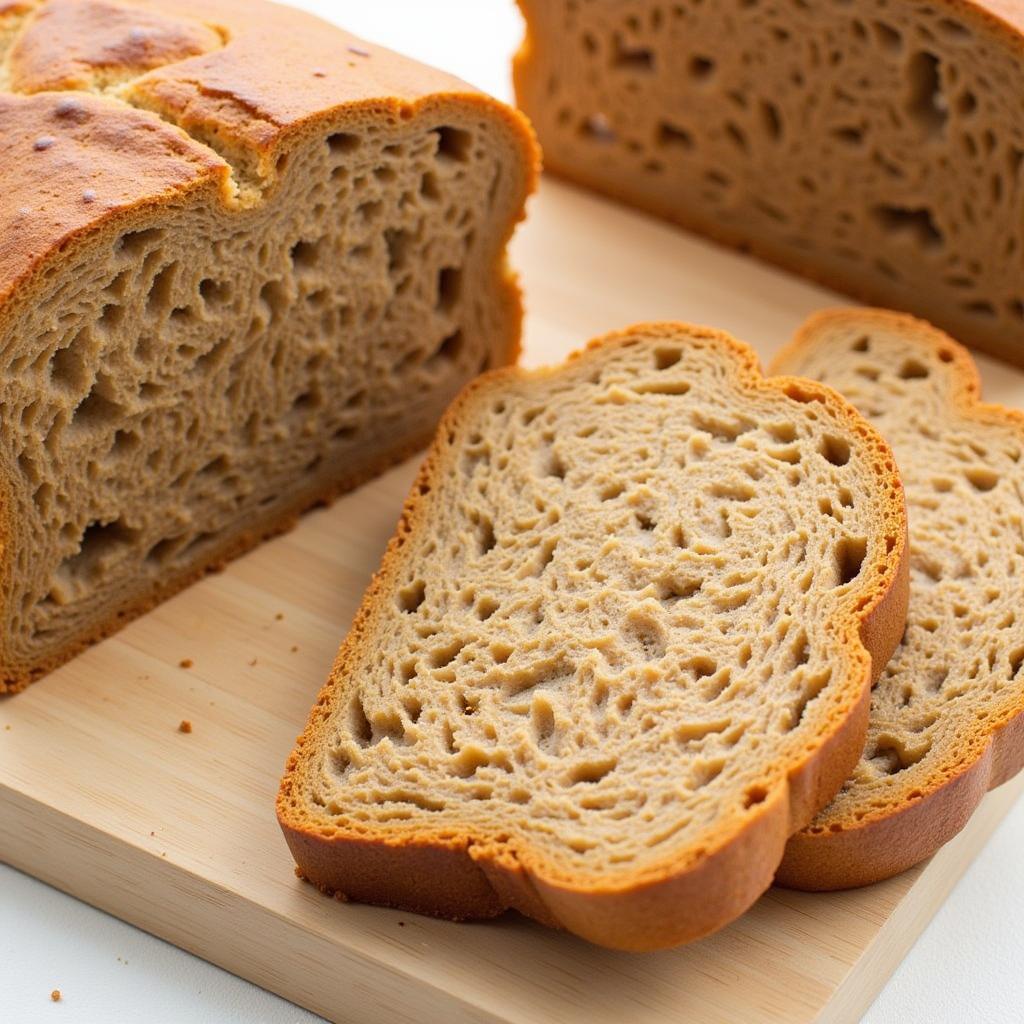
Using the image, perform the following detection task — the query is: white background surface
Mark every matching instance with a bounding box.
[2,1,1023,1021]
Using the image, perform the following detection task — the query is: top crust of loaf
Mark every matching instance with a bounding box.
[773,309,1024,889]
[278,323,910,950]
[0,0,538,307]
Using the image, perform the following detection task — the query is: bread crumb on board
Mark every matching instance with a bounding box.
[275,612,284,621]
[178,720,192,734]
[179,658,193,669]
[50,989,61,1002]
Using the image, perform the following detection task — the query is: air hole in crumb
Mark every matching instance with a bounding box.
[871,205,943,248]
[327,132,360,155]
[906,51,947,135]
[835,536,867,586]
[398,580,426,613]
[965,467,998,492]
[435,125,472,162]
[898,358,930,379]
[820,434,851,466]
[689,55,715,80]
[744,785,768,809]
[612,34,653,70]
[569,757,617,784]
[437,266,462,313]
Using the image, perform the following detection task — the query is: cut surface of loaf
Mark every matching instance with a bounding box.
[773,309,1024,889]
[278,323,909,951]
[0,0,537,692]
[515,0,1024,365]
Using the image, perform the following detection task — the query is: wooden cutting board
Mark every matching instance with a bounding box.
[2,179,1023,1024]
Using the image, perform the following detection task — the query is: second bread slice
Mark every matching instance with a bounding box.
[278,323,908,950]
[773,310,1024,889]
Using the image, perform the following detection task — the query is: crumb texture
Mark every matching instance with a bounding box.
[515,0,1024,363]
[0,0,534,690]
[774,311,1024,880]
[280,324,906,944]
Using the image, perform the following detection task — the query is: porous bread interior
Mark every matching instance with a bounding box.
[293,327,904,883]
[774,317,1024,834]
[0,87,524,685]
[516,0,1024,362]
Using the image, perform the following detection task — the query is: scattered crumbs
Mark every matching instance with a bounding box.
[33,136,55,151]
[178,720,192,734]
[347,45,370,57]
[290,645,299,653]
[4,724,10,731]
[82,189,97,204]
[397,920,405,927]
[312,68,327,77]
[50,990,61,1002]
[161,852,166,857]
[179,658,193,669]
[116,956,128,965]
[249,657,258,667]
[150,831,156,837]
[275,612,284,621]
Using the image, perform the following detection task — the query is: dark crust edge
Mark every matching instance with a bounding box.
[276,321,910,951]
[772,307,1024,890]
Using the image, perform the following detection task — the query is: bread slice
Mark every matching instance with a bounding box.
[772,309,1024,889]
[277,323,909,951]
[0,0,537,692]
[514,0,1024,366]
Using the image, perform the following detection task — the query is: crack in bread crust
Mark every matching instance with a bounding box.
[277,322,909,951]
[0,0,539,692]
[773,308,1024,889]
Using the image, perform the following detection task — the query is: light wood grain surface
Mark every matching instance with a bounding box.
[2,178,1024,1024]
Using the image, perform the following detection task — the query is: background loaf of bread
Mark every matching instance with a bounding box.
[0,0,537,692]
[514,0,1024,365]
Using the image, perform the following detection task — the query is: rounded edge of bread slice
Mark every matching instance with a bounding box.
[277,322,910,950]
[772,308,1024,890]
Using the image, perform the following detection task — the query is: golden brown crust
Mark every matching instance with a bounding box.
[7,0,223,93]
[277,322,910,950]
[2,0,538,303]
[773,308,1024,889]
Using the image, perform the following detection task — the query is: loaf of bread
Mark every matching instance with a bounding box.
[278,323,909,951]
[0,0,537,692]
[514,0,1024,365]
[772,310,1024,889]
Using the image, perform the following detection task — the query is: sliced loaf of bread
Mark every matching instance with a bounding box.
[773,309,1024,889]
[514,0,1024,365]
[277,323,909,951]
[0,0,537,691]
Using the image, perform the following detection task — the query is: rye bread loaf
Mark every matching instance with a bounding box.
[514,0,1024,366]
[277,323,909,951]
[0,0,537,692]
[772,309,1024,889]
